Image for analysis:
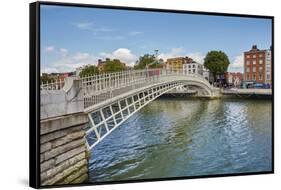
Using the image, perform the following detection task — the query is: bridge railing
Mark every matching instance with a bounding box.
[82,69,162,108]
[81,69,208,92]
[81,69,161,93]
[40,79,65,90]
[40,69,211,109]
[81,69,211,108]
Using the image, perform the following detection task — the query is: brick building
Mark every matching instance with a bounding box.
[244,45,272,84]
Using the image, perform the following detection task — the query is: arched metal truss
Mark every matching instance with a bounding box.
[85,82,180,150]
[81,69,215,150]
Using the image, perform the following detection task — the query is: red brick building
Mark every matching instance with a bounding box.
[244,45,272,84]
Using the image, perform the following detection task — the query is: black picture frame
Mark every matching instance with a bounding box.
[30,1,274,189]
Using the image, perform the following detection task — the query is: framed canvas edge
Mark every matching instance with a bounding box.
[29,1,275,189]
[30,1,41,189]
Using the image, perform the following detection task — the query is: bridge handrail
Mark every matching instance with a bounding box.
[40,79,65,90]
[81,69,210,92]
[40,69,213,109]
[40,69,210,91]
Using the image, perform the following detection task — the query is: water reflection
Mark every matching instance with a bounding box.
[89,98,272,182]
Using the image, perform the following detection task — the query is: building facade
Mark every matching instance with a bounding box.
[265,49,272,84]
[183,62,203,75]
[97,58,110,72]
[165,56,211,82]
[203,66,210,81]
[225,72,243,87]
[166,56,194,71]
[244,45,272,84]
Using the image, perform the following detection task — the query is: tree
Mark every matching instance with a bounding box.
[103,59,126,72]
[134,54,159,69]
[40,73,53,84]
[204,51,230,82]
[79,65,98,77]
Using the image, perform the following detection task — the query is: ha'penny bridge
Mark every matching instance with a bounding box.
[39,69,217,186]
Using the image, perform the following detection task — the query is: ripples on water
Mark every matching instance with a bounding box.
[89,98,272,182]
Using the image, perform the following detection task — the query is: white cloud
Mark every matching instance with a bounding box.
[42,52,99,73]
[41,67,59,74]
[73,52,90,60]
[59,48,68,56]
[158,48,185,61]
[93,27,114,33]
[229,54,244,72]
[73,21,93,30]
[42,48,137,74]
[186,52,205,64]
[158,48,205,64]
[93,36,124,41]
[128,31,142,36]
[100,48,137,65]
[73,22,114,34]
[45,46,55,52]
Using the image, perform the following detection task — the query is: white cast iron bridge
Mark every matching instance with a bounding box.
[41,69,215,150]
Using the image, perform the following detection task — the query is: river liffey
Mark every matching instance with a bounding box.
[89,98,272,182]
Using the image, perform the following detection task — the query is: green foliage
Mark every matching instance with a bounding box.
[79,65,98,77]
[103,59,126,72]
[204,51,230,79]
[149,62,163,69]
[134,54,158,69]
[40,73,53,84]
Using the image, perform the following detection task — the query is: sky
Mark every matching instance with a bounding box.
[40,5,272,73]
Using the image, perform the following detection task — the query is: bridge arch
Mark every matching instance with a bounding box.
[83,70,215,150]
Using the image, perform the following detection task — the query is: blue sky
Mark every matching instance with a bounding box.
[40,5,272,73]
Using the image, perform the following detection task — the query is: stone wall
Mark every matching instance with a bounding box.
[40,113,89,186]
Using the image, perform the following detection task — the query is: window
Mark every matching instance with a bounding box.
[259,59,263,64]
[193,65,195,68]
[253,74,256,80]
[246,55,250,58]
[266,74,271,80]
[246,67,250,72]
[253,60,256,65]
[259,66,263,71]
[247,74,250,80]
[188,65,191,68]
[253,54,256,58]
[193,69,195,73]
[259,73,263,80]
[246,60,250,65]
[259,54,263,57]
[253,67,256,72]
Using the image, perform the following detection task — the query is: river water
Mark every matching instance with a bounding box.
[88,98,272,182]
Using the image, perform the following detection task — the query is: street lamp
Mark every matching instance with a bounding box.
[154,49,159,58]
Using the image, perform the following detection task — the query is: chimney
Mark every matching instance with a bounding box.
[252,45,257,50]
